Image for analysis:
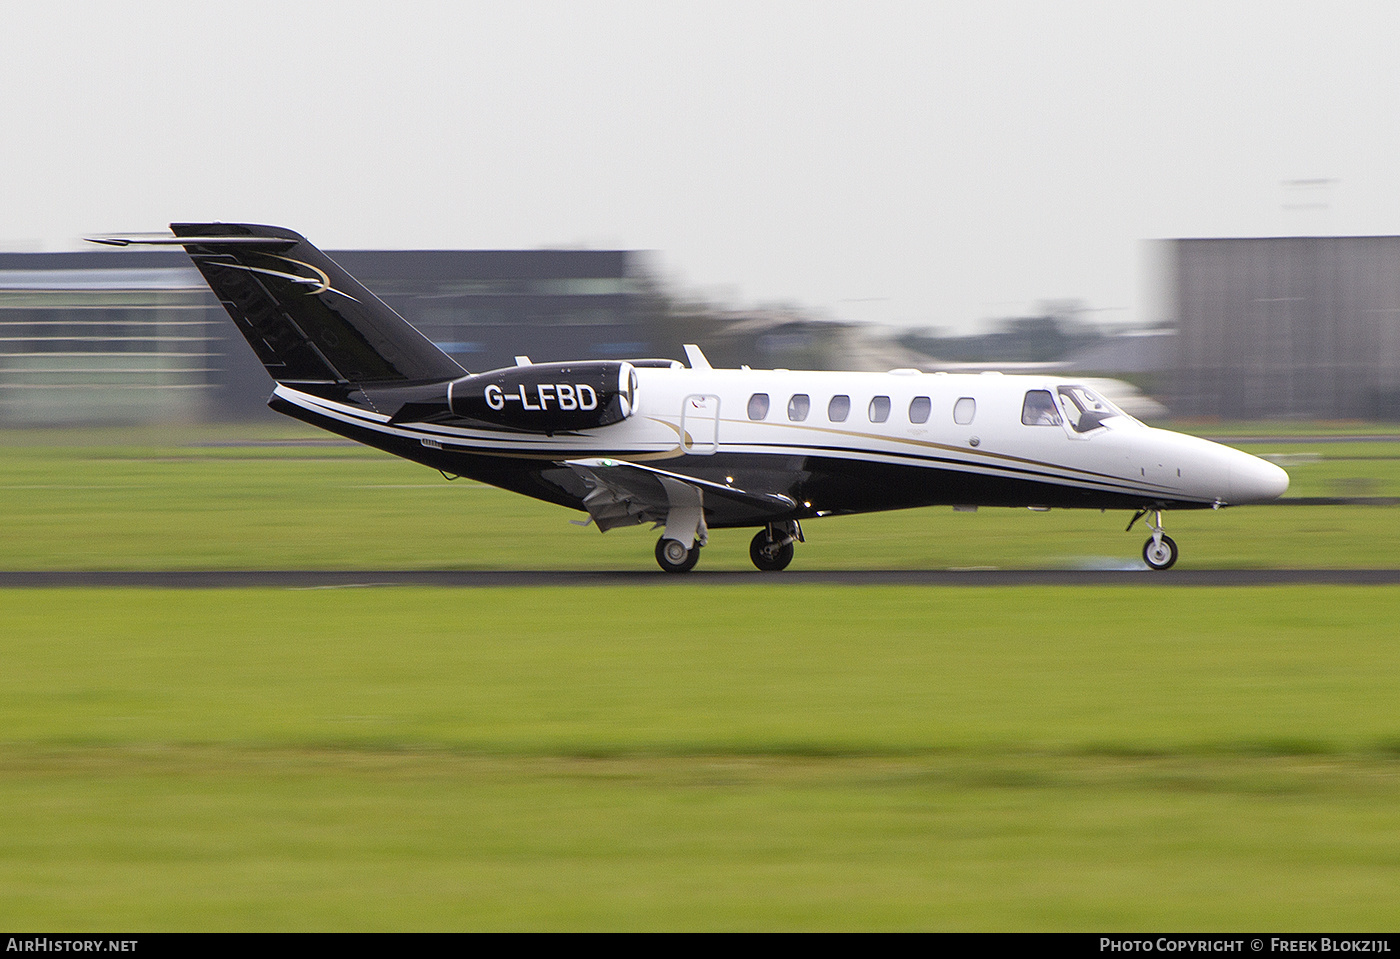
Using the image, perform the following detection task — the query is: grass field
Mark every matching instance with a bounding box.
[3,585,1400,930]
[1,427,1399,930]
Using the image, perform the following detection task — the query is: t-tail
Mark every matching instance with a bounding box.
[91,223,465,392]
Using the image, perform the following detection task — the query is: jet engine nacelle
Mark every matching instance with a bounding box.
[447,361,638,432]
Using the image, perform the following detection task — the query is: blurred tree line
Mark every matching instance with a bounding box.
[896,301,1108,364]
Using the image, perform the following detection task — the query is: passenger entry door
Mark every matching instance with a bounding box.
[681,394,720,454]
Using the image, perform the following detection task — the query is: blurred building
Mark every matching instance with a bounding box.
[1173,236,1400,419]
[677,308,880,371]
[0,252,219,425]
[0,248,656,425]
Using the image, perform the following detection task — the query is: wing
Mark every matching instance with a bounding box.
[564,458,797,545]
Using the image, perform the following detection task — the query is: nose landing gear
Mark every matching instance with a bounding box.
[1129,508,1178,570]
[1143,531,1178,570]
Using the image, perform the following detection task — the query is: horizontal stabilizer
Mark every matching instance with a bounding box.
[86,234,296,249]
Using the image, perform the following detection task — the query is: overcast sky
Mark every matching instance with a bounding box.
[3,1,1399,332]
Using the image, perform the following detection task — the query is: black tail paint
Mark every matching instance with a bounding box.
[171,223,464,389]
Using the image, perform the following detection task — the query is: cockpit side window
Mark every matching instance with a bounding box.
[1056,384,1123,433]
[1021,390,1062,426]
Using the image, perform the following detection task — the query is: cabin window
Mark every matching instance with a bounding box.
[868,395,891,423]
[747,393,770,420]
[953,397,976,425]
[1021,390,1062,426]
[908,396,931,424]
[828,395,851,422]
[787,393,811,421]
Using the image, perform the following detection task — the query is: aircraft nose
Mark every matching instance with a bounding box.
[1229,454,1290,503]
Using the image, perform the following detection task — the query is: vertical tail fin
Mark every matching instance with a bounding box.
[96,224,464,389]
[171,223,465,387]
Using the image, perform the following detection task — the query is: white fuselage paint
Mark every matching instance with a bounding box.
[274,367,1288,507]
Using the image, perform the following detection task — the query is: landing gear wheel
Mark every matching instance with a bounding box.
[749,529,795,572]
[656,536,700,573]
[1143,534,1178,570]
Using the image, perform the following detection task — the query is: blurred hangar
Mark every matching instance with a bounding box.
[2,235,1399,425]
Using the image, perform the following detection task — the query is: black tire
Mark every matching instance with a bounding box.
[1142,534,1178,570]
[655,536,700,573]
[749,529,795,571]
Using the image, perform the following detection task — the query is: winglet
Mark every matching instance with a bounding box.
[683,344,712,370]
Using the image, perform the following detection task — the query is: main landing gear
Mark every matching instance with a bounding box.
[749,521,802,572]
[1128,508,1178,571]
[655,535,701,573]
[654,520,804,573]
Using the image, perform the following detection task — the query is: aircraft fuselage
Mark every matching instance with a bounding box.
[268,365,1287,527]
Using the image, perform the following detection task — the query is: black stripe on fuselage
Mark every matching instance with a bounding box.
[704,440,1176,499]
[271,391,1212,523]
[287,388,1176,495]
[390,404,1176,500]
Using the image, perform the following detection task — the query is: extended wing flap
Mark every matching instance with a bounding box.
[565,460,668,532]
[564,458,796,538]
[578,474,662,532]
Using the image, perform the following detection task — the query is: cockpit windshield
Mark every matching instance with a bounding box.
[1055,384,1132,433]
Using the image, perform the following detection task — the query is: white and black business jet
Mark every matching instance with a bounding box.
[90,224,1289,572]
